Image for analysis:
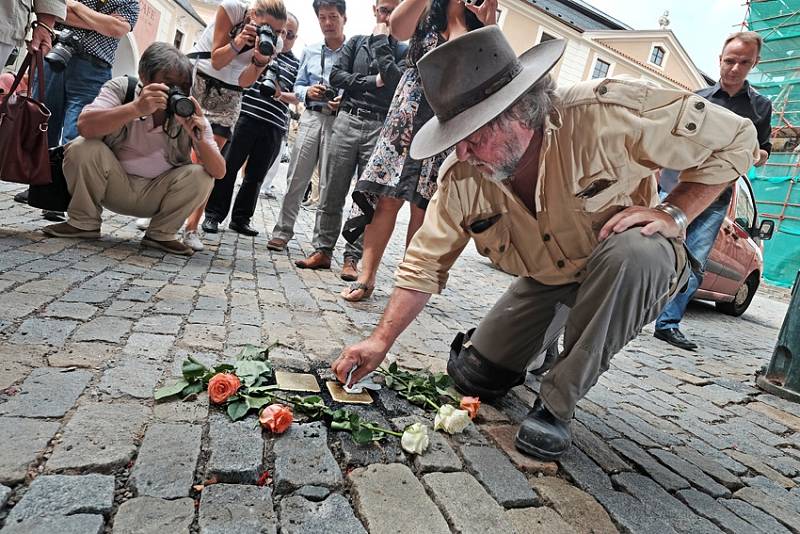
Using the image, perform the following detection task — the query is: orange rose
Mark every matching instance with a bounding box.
[460,396,481,419]
[259,404,293,433]
[208,373,241,404]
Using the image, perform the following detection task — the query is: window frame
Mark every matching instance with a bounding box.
[591,58,611,79]
[647,43,669,69]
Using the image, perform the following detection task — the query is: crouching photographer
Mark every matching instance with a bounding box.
[41,42,226,256]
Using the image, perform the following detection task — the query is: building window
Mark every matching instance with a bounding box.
[540,32,556,43]
[592,59,610,79]
[174,30,184,49]
[650,45,665,66]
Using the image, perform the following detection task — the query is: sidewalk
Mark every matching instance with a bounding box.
[0,175,798,534]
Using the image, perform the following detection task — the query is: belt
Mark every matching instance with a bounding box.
[339,104,384,122]
[75,52,111,69]
[309,106,335,116]
[196,70,243,93]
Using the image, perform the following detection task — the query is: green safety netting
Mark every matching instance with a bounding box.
[747,0,800,288]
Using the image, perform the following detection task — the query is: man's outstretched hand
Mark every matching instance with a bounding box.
[331,337,389,387]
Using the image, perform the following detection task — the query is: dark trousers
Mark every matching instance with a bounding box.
[205,115,283,224]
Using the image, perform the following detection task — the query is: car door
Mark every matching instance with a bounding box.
[710,177,757,296]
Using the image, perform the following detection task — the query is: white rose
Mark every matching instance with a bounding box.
[401,423,430,455]
[434,404,472,434]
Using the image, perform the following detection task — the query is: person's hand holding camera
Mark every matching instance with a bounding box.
[234,23,257,50]
[372,22,390,36]
[251,47,272,69]
[307,83,328,101]
[464,0,498,26]
[133,83,169,116]
[327,95,342,112]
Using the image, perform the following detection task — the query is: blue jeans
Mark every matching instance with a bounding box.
[655,186,733,330]
[33,55,111,147]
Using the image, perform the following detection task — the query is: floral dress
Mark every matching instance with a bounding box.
[342,31,451,244]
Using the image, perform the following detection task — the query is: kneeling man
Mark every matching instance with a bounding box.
[332,28,758,460]
[42,42,225,256]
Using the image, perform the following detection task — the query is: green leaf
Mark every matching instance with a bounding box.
[182,359,208,381]
[243,395,272,410]
[388,362,398,374]
[237,345,269,361]
[234,360,270,387]
[154,379,190,400]
[181,381,205,397]
[212,363,235,373]
[351,427,375,444]
[384,375,394,388]
[227,400,250,421]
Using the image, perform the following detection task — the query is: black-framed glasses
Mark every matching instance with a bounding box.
[377,6,394,16]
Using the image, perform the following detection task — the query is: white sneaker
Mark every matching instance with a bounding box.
[183,230,204,251]
[135,218,150,230]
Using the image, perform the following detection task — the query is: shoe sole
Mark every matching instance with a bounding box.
[266,244,285,251]
[514,434,566,461]
[42,228,100,239]
[202,224,219,234]
[296,262,330,270]
[141,238,193,256]
[340,272,357,282]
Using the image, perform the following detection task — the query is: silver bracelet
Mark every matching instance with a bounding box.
[654,202,689,233]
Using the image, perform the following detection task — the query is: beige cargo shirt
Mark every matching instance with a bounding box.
[395,78,759,294]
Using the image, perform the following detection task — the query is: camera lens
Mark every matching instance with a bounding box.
[167,88,194,118]
[257,25,276,56]
[44,45,71,72]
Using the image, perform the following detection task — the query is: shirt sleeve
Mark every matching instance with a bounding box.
[755,99,773,155]
[395,177,471,294]
[293,47,311,103]
[221,0,245,27]
[33,0,67,20]
[114,0,139,31]
[623,82,759,185]
[369,35,405,89]
[82,84,122,112]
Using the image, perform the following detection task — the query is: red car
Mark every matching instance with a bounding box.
[695,176,775,316]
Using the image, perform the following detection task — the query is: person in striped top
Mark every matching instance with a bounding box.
[202,13,300,236]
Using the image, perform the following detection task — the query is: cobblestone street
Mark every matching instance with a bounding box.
[1,169,799,534]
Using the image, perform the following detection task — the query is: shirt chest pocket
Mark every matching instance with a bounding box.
[465,210,528,276]
[575,167,637,213]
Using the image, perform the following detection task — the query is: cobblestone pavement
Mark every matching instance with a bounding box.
[1,170,799,534]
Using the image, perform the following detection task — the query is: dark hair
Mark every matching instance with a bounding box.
[138,42,193,90]
[313,0,346,16]
[409,0,483,63]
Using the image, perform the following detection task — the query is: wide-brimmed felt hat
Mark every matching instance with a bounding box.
[409,26,566,160]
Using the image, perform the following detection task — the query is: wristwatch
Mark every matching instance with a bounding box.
[654,202,688,234]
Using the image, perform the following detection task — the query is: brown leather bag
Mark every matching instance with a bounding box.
[0,52,52,185]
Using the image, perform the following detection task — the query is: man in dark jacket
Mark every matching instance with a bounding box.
[294,0,406,282]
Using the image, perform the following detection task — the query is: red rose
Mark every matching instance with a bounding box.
[208,373,241,404]
[259,404,293,433]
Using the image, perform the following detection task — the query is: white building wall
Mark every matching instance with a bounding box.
[558,39,590,86]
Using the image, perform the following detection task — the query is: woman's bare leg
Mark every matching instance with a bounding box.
[405,202,426,248]
[185,133,227,232]
[342,196,404,300]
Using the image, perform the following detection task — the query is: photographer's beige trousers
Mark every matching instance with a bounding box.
[470,229,689,422]
[63,138,214,241]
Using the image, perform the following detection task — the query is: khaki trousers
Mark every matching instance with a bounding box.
[63,137,214,241]
[470,229,688,422]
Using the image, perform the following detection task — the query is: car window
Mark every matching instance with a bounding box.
[734,177,756,230]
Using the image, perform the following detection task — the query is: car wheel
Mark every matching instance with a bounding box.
[716,272,759,317]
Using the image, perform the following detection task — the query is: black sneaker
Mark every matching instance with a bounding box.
[42,210,65,222]
[201,218,219,234]
[654,328,698,351]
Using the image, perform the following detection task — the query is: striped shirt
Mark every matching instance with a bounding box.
[240,51,299,132]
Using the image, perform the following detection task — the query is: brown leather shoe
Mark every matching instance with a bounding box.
[141,236,194,256]
[42,222,100,239]
[267,237,287,251]
[340,257,358,281]
[295,251,331,269]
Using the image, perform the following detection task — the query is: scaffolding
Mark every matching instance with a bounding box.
[744,0,800,288]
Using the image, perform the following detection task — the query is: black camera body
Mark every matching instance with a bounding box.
[259,65,281,98]
[45,29,82,72]
[166,87,194,118]
[256,24,278,56]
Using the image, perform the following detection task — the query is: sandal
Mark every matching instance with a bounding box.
[341,282,374,302]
